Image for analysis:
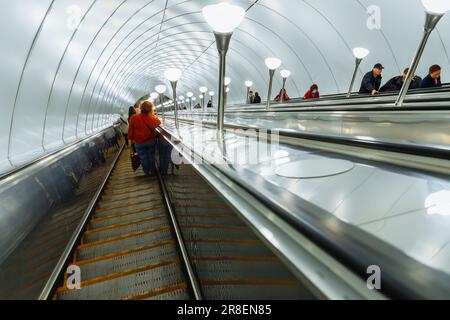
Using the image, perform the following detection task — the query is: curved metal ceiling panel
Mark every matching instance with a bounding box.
[0,0,449,174]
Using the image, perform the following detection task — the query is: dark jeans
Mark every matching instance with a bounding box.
[159,140,173,175]
[135,141,157,175]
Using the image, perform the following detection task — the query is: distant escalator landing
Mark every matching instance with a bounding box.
[55,148,315,300]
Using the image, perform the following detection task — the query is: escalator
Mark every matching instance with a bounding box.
[54,148,314,300]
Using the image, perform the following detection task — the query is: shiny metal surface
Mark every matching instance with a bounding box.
[175,109,450,149]
[275,159,355,179]
[160,118,450,298]
[0,127,123,299]
[38,141,125,300]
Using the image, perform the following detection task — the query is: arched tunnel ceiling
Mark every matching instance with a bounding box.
[0,0,449,174]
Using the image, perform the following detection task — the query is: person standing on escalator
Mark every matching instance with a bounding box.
[128,101,161,177]
[252,92,262,104]
[359,63,384,96]
[379,68,422,92]
[421,64,442,89]
[303,84,320,100]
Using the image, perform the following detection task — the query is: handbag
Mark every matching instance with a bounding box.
[130,144,141,171]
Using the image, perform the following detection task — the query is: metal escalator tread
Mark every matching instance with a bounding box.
[55,150,189,300]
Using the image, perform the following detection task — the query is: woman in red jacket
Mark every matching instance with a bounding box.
[128,101,161,176]
[303,84,320,100]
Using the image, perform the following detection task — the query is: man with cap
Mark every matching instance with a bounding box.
[359,63,384,96]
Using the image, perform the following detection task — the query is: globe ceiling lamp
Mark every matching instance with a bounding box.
[265,57,282,110]
[164,68,182,128]
[203,2,245,134]
[155,84,167,121]
[280,69,291,103]
[347,47,370,98]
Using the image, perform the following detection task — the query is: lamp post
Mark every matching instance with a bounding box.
[187,92,194,111]
[395,0,450,106]
[265,57,282,110]
[179,96,185,110]
[347,47,370,98]
[155,85,167,122]
[164,68,182,128]
[199,87,208,110]
[203,2,246,135]
[245,80,253,104]
[280,69,291,103]
[199,94,204,110]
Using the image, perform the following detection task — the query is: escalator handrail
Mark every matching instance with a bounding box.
[189,103,450,114]
[0,124,120,181]
[224,88,450,110]
[168,116,450,161]
[158,126,450,300]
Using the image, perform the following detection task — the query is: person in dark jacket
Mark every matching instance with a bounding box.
[248,90,255,104]
[421,64,442,89]
[207,100,213,108]
[252,92,261,104]
[379,68,422,92]
[359,63,384,95]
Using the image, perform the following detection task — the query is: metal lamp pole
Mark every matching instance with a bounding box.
[395,12,443,106]
[347,58,363,98]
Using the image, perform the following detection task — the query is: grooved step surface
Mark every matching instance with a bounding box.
[56,150,189,300]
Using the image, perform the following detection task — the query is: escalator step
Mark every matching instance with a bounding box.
[97,194,161,209]
[76,229,173,261]
[83,217,169,243]
[73,243,179,282]
[202,283,312,300]
[94,200,163,218]
[89,207,167,229]
[58,261,186,300]
[180,226,260,241]
[193,259,298,282]
[177,215,246,227]
[184,241,270,257]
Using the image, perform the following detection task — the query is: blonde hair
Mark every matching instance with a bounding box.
[140,101,155,115]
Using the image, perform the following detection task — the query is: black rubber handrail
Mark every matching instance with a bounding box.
[158,126,450,300]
